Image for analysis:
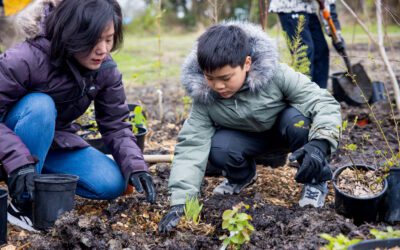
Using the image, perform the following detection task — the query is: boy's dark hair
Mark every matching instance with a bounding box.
[197,24,250,73]
[45,0,123,66]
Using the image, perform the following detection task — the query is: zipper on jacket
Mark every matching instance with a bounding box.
[234,99,238,110]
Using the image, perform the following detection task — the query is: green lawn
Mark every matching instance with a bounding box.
[113,24,399,87]
[112,33,197,86]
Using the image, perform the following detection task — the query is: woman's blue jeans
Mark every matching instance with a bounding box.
[3,93,125,200]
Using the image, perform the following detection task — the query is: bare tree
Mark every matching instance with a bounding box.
[207,0,225,24]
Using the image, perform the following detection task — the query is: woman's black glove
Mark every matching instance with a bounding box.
[7,164,36,203]
[158,204,185,233]
[129,171,156,203]
[289,140,332,183]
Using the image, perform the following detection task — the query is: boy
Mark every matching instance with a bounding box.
[158,21,341,233]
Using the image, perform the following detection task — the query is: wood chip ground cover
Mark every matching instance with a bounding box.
[3,43,400,249]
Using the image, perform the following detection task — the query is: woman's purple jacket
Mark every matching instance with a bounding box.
[0,37,148,180]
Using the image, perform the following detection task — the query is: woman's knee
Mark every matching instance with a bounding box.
[19,93,57,120]
[76,163,126,200]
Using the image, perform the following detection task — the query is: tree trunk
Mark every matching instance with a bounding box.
[376,0,400,112]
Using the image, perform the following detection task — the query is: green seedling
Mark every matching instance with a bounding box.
[184,196,203,225]
[283,15,310,76]
[220,202,254,250]
[131,105,147,134]
[370,226,400,239]
[320,233,361,250]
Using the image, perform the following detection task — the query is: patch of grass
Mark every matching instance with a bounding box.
[112,33,197,86]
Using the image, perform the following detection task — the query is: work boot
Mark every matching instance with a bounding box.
[255,152,288,168]
[213,172,257,195]
[298,182,328,208]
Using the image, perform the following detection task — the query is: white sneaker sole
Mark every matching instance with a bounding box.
[298,185,327,208]
[7,203,38,232]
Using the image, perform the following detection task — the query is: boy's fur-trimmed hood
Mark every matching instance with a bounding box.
[181,21,279,105]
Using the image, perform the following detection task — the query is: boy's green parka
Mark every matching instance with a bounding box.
[169,21,341,206]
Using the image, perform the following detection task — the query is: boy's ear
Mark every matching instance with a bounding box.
[244,56,252,72]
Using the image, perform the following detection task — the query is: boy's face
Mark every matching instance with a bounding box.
[204,56,251,99]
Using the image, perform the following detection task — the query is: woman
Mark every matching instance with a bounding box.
[0,0,155,232]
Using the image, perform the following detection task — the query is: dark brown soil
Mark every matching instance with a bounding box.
[5,43,400,250]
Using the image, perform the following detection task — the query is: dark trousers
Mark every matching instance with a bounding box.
[278,12,330,88]
[208,107,311,183]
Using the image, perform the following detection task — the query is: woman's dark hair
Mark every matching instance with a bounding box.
[197,24,250,73]
[45,0,123,66]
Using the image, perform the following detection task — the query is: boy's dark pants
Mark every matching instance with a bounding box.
[208,107,311,183]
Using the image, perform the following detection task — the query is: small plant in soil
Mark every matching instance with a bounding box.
[370,226,400,239]
[183,196,203,225]
[320,233,361,250]
[177,196,214,235]
[343,68,400,171]
[76,105,147,138]
[320,227,400,249]
[130,105,147,134]
[219,202,254,250]
[335,167,384,197]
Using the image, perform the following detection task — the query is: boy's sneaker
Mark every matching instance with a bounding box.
[298,182,328,208]
[213,173,257,195]
[7,200,37,232]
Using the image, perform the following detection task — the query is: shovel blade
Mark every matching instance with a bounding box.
[332,63,373,105]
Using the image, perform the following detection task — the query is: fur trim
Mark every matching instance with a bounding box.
[15,0,61,39]
[181,21,279,105]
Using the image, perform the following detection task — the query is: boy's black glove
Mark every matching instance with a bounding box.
[129,171,156,203]
[289,140,332,183]
[158,204,185,233]
[7,164,36,203]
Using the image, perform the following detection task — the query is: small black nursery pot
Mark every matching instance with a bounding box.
[0,189,8,245]
[348,238,400,250]
[382,167,400,224]
[333,164,388,225]
[33,174,79,230]
[369,81,387,104]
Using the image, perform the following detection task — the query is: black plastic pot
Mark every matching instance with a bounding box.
[85,126,147,154]
[382,168,400,224]
[370,81,387,104]
[33,174,79,230]
[347,238,400,250]
[0,189,7,246]
[333,164,388,225]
